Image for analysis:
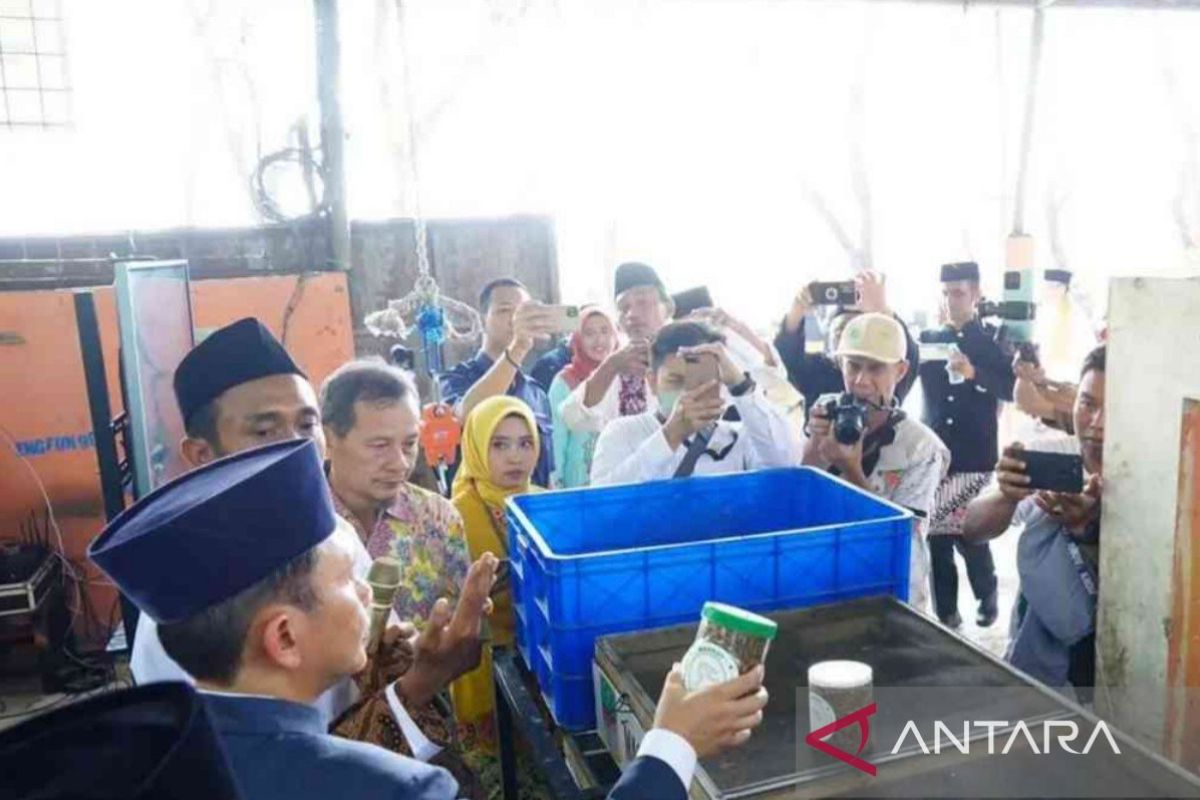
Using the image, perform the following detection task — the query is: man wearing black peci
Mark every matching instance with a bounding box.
[919,262,1015,629]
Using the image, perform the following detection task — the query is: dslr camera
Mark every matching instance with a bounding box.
[816,392,869,446]
[977,299,1036,321]
[918,328,957,346]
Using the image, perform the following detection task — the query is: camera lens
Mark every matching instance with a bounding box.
[832,397,866,445]
[834,418,863,445]
[825,287,839,301]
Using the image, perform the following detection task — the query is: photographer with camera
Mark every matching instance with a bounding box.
[961,346,1105,698]
[776,272,920,420]
[590,321,802,486]
[918,262,1016,630]
[802,313,949,613]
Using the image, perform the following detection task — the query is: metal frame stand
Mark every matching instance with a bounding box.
[73,291,139,650]
[492,647,613,800]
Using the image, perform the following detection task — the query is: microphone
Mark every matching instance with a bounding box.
[365,556,403,650]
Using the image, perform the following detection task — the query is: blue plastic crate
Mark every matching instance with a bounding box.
[505,467,913,730]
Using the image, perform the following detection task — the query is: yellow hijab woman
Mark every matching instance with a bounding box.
[450,395,541,750]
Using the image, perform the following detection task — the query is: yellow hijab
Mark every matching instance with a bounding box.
[448,396,540,734]
[451,395,540,514]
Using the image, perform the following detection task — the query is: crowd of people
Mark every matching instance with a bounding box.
[17,260,1106,799]
[429,258,1105,701]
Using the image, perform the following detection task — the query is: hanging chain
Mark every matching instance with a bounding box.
[394,0,434,296]
[363,0,481,342]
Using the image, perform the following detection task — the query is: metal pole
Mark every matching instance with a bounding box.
[1011,6,1045,237]
[314,0,352,273]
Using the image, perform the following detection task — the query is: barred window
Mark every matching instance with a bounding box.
[0,0,70,129]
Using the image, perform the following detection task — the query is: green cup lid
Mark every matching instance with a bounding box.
[701,602,778,641]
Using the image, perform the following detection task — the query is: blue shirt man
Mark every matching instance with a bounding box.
[439,278,554,487]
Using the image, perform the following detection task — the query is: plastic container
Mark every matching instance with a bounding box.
[506,467,913,730]
[681,602,778,691]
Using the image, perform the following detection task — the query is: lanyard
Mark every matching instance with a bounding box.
[1065,538,1098,599]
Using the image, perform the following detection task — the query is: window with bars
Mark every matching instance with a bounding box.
[0,0,70,129]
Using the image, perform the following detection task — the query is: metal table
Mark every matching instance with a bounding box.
[496,597,1200,799]
[595,596,1200,799]
[493,648,616,800]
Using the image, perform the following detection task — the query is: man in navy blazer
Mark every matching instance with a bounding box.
[90,438,767,799]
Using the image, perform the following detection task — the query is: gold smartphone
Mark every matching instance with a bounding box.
[683,352,721,400]
[542,304,581,335]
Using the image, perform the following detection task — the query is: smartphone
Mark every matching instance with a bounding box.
[491,559,510,598]
[809,280,858,307]
[1022,450,1084,493]
[542,304,581,335]
[1016,341,1040,367]
[683,352,720,400]
[672,286,715,319]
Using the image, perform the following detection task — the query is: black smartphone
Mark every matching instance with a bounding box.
[1016,341,1040,367]
[809,280,858,307]
[491,558,511,598]
[672,286,715,319]
[1022,451,1084,493]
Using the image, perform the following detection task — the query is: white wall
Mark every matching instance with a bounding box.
[1099,276,1200,750]
[5,3,1200,335]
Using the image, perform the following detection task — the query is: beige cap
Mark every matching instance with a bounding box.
[835,312,906,364]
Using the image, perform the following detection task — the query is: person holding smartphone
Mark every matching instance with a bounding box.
[1013,346,1079,436]
[560,262,675,437]
[438,278,556,487]
[775,271,921,421]
[961,346,1106,699]
[589,321,802,486]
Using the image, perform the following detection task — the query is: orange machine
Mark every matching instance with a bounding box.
[0,271,354,648]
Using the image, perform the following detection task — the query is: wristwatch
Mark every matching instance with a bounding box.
[729,373,756,397]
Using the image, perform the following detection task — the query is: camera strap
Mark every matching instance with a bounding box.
[861,407,906,478]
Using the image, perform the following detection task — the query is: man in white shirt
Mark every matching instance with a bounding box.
[590,320,803,485]
[802,313,950,614]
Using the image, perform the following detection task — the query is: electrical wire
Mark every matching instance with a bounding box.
[251,146,327,225]
[0,423,123,670]
[280,272,311,348]
[0,423,79,584]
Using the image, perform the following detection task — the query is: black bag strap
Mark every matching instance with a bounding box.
[673,425,715,479]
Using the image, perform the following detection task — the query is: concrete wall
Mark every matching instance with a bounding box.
[0,214,559,391]
[0,214,557,321]
[1099,276,1200,752]
[349,216,559,369]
